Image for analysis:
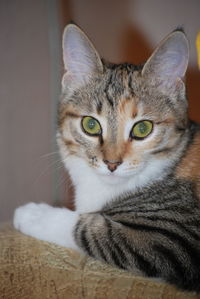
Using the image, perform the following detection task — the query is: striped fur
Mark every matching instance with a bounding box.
[74,177,200,291]
[58,25,200,291]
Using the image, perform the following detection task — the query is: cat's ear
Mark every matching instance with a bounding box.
[62,24,103,91]
[142,30,189,90]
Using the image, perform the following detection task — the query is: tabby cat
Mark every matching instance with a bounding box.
[14,24,200,292]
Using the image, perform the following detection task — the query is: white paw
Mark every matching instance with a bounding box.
[13,202,80,250]
[14,202,52,231]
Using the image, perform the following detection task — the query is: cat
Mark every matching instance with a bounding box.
[14,24,200,292]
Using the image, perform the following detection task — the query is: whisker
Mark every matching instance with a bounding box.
[39,151,60,159]
[33,158,64,187]
[55,174,69,192]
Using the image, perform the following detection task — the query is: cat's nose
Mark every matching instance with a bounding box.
[103,160,122,172]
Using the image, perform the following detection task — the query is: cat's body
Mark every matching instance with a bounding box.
[14,25,200,292]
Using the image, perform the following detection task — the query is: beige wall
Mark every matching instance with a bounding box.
[0,1,62,222]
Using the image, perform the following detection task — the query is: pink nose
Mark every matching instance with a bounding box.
[103,160,122,172]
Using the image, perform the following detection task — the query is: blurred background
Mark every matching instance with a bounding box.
[0,0,200,222]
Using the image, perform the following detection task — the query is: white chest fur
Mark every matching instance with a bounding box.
[65,156,171,213]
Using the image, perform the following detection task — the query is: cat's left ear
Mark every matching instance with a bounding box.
[62,24,103,91]
[142,30,189,90]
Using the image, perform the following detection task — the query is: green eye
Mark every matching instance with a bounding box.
[131,120,153,139]
[81,116,101,136]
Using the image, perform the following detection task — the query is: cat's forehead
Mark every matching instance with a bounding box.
[61,62,177,122]
[81,64,142,112]
[100,63,141,102]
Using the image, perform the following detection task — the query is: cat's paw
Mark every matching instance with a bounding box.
[13,202,80,250]
[14,202,52,232]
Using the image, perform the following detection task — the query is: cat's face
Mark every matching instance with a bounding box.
[58,25,189,185]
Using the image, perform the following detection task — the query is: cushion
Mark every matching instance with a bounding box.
[0,224,199,299]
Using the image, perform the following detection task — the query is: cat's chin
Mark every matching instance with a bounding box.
[97,172,130,185]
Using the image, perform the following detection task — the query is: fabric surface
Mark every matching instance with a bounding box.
[0,223,199,299]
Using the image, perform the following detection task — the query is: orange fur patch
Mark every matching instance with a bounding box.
[101,143,122,162]
[176,133,200,200]
[64,139,78,147]
[101,98,137,162]
[117,98,138,159]
[118,97,138,118]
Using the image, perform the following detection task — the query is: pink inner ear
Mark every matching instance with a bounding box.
[62,25,103,88]
[142,31,189,83]
[63,31,92,79]
[158,53,184,80]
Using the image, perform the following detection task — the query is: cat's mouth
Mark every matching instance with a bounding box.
[91,160,141,184]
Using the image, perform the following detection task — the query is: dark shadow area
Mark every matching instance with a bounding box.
[59,0,71,30]
[187,69,200,122]
[121,24,152,65]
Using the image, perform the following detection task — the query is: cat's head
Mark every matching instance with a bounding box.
[57,24,189,185]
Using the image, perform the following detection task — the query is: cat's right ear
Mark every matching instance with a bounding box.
[62,24,103,91]
[142,30,189,93]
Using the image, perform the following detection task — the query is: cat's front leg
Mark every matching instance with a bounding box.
[13,202,80,251]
